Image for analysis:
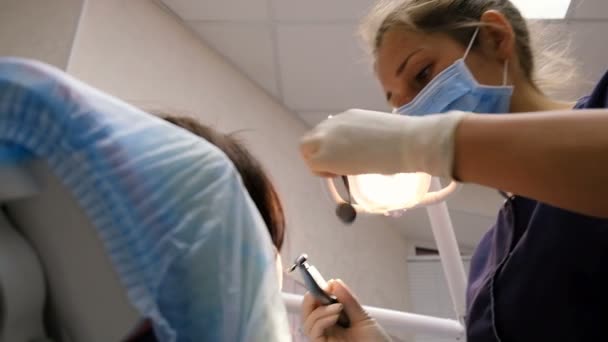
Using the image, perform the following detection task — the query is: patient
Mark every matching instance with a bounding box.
[125,114,286,341]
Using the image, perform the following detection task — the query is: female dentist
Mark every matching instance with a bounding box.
[299,0,608,341]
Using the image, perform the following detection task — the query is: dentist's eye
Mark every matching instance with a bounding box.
[415,65,432,85]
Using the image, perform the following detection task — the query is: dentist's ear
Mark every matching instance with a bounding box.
[479,10,516,61]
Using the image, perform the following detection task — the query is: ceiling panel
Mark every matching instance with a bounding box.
[564,21,608,89]
[569,0,608,19]
[188,22,280,97]
[277,23,389,112]
[272,0,373,22]
[513,20,608,100]
[161,0,269,21]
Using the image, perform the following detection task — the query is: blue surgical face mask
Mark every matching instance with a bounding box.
[394,29,513,116]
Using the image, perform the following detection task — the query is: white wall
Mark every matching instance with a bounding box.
[68,0,411,320]
[0,0,83,69]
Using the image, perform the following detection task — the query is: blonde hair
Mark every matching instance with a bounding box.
[359,0,578,95]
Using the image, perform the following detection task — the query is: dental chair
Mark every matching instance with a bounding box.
[1,158,138,342]
[0,58,289,342]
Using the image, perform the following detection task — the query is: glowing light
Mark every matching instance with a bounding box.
[348,173,431,212]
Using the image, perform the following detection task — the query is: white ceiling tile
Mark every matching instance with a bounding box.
[164,0,608,131]
[569,0,608,19]
[188,22,280,98]
[542,20,608,99]
[272,0,373,22]
[277,23,390,112]
[161,0,269,21]
[565,21,608,84]
[510,0,571,19]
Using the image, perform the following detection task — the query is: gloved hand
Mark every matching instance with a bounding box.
[299,109,469,178]
[301,279,392,342]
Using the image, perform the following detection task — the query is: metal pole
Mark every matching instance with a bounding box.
[425,177,468,323]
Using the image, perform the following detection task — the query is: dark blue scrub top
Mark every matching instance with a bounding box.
[466,71,608,341]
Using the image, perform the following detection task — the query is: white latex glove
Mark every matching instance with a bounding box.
[300,109,468,178]
[302,279,392,342]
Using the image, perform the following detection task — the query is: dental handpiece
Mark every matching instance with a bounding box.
[288,254,351,328]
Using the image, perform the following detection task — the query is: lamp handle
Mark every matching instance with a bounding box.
[414,179,461,208]
[326,177,348,204]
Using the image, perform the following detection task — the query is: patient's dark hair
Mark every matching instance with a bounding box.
[161,115,285,251]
